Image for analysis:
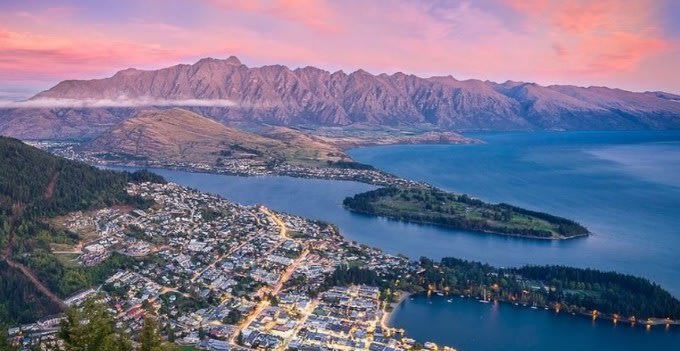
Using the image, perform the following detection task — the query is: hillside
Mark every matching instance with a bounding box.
[0,136,163,324]
[83,108,353,167]
[1,56,679,140]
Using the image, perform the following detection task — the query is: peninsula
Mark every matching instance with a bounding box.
[343,186,589,239]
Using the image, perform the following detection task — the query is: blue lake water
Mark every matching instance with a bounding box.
[349,131,680,297]
[390,296,678,351]
[127,130,680,349]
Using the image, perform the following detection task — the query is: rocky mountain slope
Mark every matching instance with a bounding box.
[1,56,679,139]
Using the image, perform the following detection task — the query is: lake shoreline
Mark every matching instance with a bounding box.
[344,206,591,241]
[381,291,412,330]
[397,293,680,330]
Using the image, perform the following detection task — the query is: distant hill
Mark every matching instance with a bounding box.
[82,108,353,167]
[1,56,679,140]
[0,136,162,324]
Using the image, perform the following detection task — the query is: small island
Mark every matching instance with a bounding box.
[343,187,589,239]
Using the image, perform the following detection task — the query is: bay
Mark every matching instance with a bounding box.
[389,296,678,351]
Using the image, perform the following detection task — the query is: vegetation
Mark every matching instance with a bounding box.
[0,261,62,325]
[323,257,680,319]
[0,323,16,351]
[514,265,680,318]
[20,252,136,297]
[0,137,163,219]
[343,187,589,239]
[0,136,165,325]
[58,299,177,351]
[325,160,376,170]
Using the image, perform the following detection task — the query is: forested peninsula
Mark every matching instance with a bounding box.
[343,187,589,239]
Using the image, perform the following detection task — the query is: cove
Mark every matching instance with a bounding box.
[389,295,678,351]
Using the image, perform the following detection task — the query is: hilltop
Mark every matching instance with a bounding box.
[83,108,352,168]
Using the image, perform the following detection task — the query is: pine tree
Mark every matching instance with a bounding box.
[138,317,162,351]
[58,299,131,351]
[0,324,17,351]
[236,330,244,346]
[165,324,175,343]
[136,316,179,351]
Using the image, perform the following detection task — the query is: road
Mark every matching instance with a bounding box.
[228,207,307,347]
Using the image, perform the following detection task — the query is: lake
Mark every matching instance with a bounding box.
[127,130,680,349]
[390,295,678,351]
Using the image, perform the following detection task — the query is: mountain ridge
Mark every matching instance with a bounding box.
[1,56,679,139]
[82,108,353,167]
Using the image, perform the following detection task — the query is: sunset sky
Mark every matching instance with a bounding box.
[1,0,679,101]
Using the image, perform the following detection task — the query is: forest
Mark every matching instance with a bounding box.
[0,136,165,325]
[343,186,589,239]
[325,256,680,320]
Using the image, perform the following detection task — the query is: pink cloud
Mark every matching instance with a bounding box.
[208,0,343,33]
[501,0,549,16]
[0,28,180,83]
[0,0,677,95]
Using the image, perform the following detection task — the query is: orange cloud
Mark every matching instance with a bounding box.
[554,1,613,33]
[577,31,668,74]
[0,28,178,83]
[208,0,342,33]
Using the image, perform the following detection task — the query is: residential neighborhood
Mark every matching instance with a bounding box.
[7,181,451,351]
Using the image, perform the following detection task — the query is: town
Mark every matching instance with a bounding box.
[7,181,454,351]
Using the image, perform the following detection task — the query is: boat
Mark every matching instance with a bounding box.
[447,299,453,303]
[436,292,444,296]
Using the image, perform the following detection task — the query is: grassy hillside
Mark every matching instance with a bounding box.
[84,108,354,167]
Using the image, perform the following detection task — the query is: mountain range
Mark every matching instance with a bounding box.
[1,56,679,140]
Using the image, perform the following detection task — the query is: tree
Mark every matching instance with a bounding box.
[137,316,178,351]
[58,299,132,351]
[138,317,162,351]
[165,324,175,343]
[236,330,244,346]
[0,324,17,351]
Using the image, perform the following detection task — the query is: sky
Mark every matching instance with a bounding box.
[1,0,679,101]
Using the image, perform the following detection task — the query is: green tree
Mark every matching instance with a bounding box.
[137,316,178,351]
[236,330,244,346]
[0,324,17,351]
[138,317,162,351]
[58,299,132,351]
[165,324,175,343]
